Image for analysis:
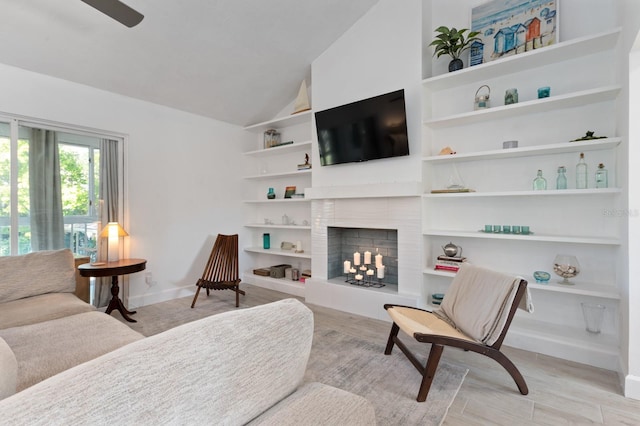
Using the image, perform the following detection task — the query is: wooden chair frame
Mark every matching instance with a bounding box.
[191,234,245,308]
[384,280,529,402]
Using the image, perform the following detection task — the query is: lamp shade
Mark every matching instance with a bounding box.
[99,222,129,238]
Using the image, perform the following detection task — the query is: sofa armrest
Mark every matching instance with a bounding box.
[0,337,17,400]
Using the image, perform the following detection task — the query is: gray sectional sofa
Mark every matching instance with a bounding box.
[0,249,376,425]
[0,249,144,398]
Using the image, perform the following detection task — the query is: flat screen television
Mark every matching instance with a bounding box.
[315,89,409,166]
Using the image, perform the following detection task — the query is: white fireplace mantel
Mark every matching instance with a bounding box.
[305,182,421,200]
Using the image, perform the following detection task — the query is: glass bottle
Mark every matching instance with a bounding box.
[556,166,567,190]
[533,170,547,190]
[262,233,270,249]
[576,152,588,189]
[267,187,275,199]
[595,163,608,188]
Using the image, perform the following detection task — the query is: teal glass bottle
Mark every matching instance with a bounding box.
[556,166,567,190]
[533,170,547,190]
[262,233,270,249]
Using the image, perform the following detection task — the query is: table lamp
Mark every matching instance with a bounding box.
[99,222,128,262]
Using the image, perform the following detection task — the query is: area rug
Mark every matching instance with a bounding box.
[304,327,467,426]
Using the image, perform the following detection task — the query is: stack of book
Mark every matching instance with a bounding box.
[434,255,467,272]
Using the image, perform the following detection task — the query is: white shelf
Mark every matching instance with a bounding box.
[243,169,311,180]
[243,110,313,133]
[242,271,306,297]
[424,86,621,128]
[422,28,621,90]
[244,141,312,157]
[244,247,311,259]
[422,268,619,299]
[422,230,620,245]
[510,316,619,354]
[422,138,622,163]
[244,224,311,230]
[423,188,622,198]
[243,198,309,204]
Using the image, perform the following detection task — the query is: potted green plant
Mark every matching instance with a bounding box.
[430,26,481,72]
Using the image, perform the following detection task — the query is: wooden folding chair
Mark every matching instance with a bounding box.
[191,234,245,308]
[384,264,530,402]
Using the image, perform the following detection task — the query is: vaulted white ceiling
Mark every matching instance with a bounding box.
[0,0,380,126]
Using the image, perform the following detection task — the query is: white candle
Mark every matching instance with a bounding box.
[375,253,383,268]
[343,260,351,274]
[364,251,371,264]
[355,274,363,281]
[377,265,385,279]
[360,265,367,271]
[349,268,356,273]
[366,269,374,276]
[296,241,302,251]
[354,252,361,266]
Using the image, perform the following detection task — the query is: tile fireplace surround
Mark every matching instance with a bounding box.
[305,188,422,321]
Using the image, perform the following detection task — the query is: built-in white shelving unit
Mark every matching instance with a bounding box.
[242,111,313,296]
[421,28,623,369]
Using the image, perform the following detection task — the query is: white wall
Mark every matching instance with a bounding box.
[621,0,640,401]
[0,63,250,307]
[311,0,423,189]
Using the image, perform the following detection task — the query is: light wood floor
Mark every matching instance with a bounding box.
[123,284,640,425]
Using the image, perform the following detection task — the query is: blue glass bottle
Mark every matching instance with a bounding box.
[262,233,270,249]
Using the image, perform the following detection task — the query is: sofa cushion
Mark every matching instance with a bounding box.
[0,293,96,330]
[248,381,376,425]
[0,311,144,391]
[0,249,76,304]
[0,337,17,400]
[0,299,314,425]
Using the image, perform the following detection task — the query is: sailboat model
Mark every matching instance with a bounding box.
[292,80,311,114]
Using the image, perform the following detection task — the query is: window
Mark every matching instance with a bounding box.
[0,117,122,260]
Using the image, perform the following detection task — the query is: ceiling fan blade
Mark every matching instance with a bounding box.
[81,0,144,28]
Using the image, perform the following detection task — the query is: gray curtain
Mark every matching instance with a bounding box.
[94,138,120,308]
[29,129,64,251]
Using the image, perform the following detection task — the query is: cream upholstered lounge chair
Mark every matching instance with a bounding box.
[384,263,533,402]
[191,234,245,308]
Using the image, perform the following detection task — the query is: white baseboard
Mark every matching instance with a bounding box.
[505,328,619,371]
[127,285,194,309]
[625,374,640,400]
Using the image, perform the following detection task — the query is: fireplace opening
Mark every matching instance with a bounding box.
[327,227,398,285]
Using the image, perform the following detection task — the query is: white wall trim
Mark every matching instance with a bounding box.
[624,374,640,400]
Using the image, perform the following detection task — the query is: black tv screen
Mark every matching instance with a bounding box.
[315,89,409,166]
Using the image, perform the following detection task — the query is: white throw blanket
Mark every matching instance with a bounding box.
[434,264,533,346]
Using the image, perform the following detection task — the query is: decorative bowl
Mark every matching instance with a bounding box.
[533,271,551,283]
[553,254,580,285]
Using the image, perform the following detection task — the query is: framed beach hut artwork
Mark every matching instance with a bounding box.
[470,0,558,66]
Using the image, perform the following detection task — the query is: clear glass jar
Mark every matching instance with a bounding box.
[576,152,588,189]
[556,166,567,190]
[533,169,547,190]
[595,163,608,188]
